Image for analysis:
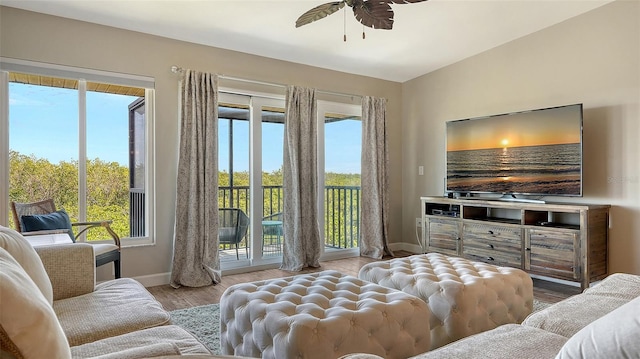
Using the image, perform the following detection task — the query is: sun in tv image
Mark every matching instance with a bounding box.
[446,104,582,196]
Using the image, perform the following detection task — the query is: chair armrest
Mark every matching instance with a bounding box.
[72,220,121,248]
[35,243,96,301]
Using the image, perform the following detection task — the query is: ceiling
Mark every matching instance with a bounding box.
[2,0,613,82]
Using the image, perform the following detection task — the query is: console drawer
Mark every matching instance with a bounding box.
[463,223,522,267]
[463,223,521,247]
[463,246,522,267]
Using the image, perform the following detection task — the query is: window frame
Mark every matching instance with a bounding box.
[0,58,156,247]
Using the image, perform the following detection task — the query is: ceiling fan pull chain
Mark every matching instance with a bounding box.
[362,24,366,40]
[343,6,347,42]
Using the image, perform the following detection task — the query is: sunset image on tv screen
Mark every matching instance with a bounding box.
[446,104,582,196]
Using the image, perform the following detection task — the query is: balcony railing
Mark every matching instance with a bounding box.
[130,184,361,258]
[218,185,360,255]
[129,188,145,237]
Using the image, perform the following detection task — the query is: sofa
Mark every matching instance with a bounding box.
[0,225,212,359]
[341,272,640,359]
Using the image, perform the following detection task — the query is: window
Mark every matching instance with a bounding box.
[1,60,155,244]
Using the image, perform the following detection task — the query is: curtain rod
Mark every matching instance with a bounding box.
[170,65,362,100]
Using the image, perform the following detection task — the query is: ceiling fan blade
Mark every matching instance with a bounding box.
[384,0,429,4]
[296,1,346,28]
[353,1,394,30]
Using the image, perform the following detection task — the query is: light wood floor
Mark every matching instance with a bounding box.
[147,251,581,311]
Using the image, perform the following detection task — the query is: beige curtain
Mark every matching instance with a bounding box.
[280,86,322,271]
[360,96,393,259]
[170,70,221,288]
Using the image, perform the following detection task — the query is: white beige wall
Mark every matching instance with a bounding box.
[0,6,403,281]
[402,0,640,275]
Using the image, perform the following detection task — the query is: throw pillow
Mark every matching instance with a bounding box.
[557,294,640,358]
[19,209,75,241]
[0,226,53,305]
[0,247,71,359]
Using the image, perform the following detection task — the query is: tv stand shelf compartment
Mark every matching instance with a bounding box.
[420,196,610,290]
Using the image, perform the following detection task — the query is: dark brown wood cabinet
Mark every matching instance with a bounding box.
[421,196,610,290]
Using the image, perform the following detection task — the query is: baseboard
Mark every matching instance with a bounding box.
[134,272,171,287]
[389,242,423,254]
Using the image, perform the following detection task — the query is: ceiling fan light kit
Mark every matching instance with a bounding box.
[296,0,428,41]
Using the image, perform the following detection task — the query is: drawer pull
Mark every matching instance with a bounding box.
[487,244,494,249]
[525,248,531,251]
[488,230,494,235]
[487,256,495,261]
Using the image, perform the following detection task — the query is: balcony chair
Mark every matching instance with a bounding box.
[219,208,250,260]
[262,212,283,254]
[10,199,121,278]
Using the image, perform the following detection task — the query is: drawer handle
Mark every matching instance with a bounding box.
[525,248,531,251]
[487,244,494,249]
[488,230,494,235]
[487,256,495,261]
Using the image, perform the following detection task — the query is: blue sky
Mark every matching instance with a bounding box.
[9,83,132,165]
[9,83,361,174]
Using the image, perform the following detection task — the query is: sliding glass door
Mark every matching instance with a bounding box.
[217,93,285,267]
[217,93,362,268]
[318,101,362,258]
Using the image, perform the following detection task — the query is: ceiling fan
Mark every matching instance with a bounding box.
[295,0,429,31]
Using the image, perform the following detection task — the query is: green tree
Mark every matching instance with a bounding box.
[9,150,362,248]
[9,151,130,241]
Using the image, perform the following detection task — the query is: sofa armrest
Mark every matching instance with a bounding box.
[35,243,95,300]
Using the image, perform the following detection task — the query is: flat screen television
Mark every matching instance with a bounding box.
[445,104,583,199]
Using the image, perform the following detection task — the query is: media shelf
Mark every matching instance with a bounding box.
[420,196,610,289]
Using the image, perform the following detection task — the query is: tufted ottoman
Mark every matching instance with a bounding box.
[219,270,431,359]
[358,253,533,350]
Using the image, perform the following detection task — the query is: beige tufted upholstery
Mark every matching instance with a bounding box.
[220,270,431,359]
[358,253,533,350]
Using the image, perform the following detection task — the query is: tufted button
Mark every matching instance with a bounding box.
[350,320,355,326]
[313,328,318,334]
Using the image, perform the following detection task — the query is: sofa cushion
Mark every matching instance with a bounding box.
[582,272,640,300]
[19,209,75,241]
[54,277,171,346]
[556,295,640,359]
[522,293,630,338]
[0,247,71,359]
[408,324,567,359]
[0,226,53,304]
[522,272,640,338]
[69,325,210,358]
